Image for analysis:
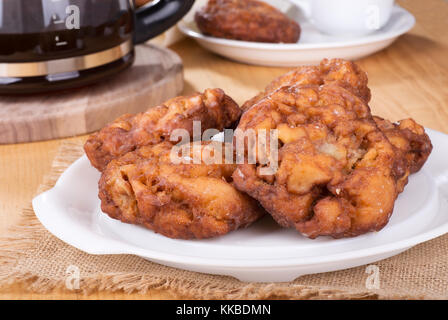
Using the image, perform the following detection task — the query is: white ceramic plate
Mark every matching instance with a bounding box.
[33,129,448,282]
[177,0,415,66]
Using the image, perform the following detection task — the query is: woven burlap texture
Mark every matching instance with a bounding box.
[0,141,446,299]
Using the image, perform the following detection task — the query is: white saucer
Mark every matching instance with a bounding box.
[178,0,415,66]
[32,129,448,282]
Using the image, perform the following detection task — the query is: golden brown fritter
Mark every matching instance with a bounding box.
[195,0,301,43]
[99,141,264,239]
[84,89,241,171]
[242,59,371,112]
[233,84,424,239]
[373,116,433,192]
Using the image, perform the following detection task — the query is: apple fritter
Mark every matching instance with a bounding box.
[233,84,430,239]
[195,0,301,43]
[99,141,264,239]
[242,58,371,112]
[84,89,241,171]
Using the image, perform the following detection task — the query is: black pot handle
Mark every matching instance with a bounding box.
[134,0,195,44]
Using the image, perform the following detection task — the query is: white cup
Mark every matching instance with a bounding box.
[292,0,396,37]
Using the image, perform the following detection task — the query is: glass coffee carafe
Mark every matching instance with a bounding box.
[0,0,194,94]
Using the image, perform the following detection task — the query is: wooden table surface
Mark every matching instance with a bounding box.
[1,0,447,300]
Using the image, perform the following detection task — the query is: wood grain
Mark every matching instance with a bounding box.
[0,44,183,144]
[0,0,447,300]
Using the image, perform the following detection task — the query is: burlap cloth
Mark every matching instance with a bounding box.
[0,141,447,299]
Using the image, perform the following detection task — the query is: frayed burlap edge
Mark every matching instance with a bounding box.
[0,141,428,299]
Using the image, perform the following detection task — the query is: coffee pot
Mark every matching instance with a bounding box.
[0,0,195,94]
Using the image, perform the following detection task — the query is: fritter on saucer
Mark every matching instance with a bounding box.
[84,89,241,171]
[99,141,264,239]
[233,84,430,239]
[195,0,301,43]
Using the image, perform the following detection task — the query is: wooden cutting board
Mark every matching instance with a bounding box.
[0,44,184,144]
